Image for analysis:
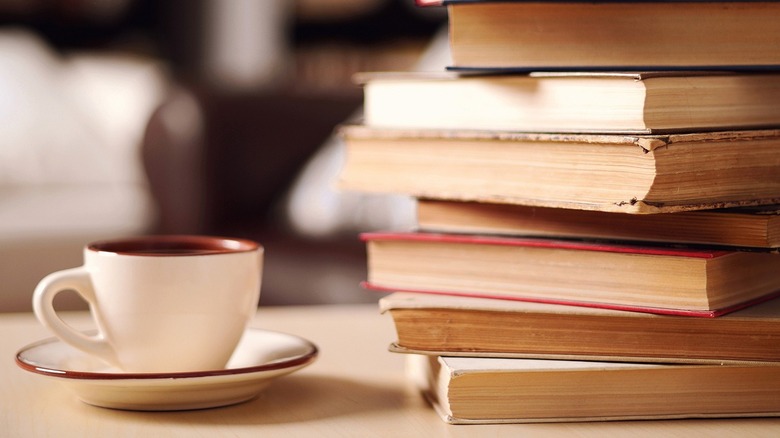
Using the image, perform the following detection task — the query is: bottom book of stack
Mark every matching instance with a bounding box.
[406,354,780,424]
[381,292,780,424]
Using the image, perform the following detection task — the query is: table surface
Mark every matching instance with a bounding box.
[4,304,780,437]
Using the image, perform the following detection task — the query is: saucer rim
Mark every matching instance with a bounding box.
[15,328,318,381]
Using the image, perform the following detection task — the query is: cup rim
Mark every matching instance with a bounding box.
[87,235,261,257]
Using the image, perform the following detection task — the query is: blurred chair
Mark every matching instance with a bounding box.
[0,29,169,311]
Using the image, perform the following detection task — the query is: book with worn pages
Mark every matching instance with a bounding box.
[416,200,780,250]
[358,71,780,134]
[364,232,780,317]
[353,0,780,426]
[407,354,780,424]
[337,126,780,214]
[441,1,780,71]
[381,292,780,364]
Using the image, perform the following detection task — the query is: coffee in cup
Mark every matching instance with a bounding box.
[32,235,263,373]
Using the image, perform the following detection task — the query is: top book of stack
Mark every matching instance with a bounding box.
[421,1,780,71]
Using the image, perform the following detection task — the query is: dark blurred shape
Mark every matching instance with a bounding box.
[1,0,444,307]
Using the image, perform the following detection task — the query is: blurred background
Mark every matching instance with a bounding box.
[0,0,447,311]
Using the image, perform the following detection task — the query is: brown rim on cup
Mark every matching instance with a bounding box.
[87,235,260,256]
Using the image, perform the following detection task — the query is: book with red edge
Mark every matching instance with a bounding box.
[362,231,780,317]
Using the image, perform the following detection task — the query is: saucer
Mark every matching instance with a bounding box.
[16,328,318,411]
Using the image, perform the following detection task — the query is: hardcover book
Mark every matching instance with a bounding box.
[363,232,780,316]
[440,1,780,71]
[381,292,780,363]
[338,126,780,214]
[416,200,780,250]
[407,354,780,424]
[358,71,780,134]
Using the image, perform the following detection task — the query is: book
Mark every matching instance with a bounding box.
[442,1,780,71]
[416,200,780,250]
[407,354,780,424]
[337,126,780,214]
[363,232,780,316]
[381,292,780,363]
[358,71,780,134]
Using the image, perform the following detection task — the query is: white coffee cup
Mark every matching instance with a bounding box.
[33,235,263,373]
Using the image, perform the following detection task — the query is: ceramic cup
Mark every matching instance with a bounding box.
[32,235,263,373]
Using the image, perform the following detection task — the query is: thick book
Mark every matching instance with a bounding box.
[441,1,780,71]
[337,126,780,214]
[381,292,780,363]
[416,200,780,250]
[407,354,780,424]
[357,71,780,134]
[363,232,780,316]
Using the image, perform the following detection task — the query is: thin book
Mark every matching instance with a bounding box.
[416,200,780,250]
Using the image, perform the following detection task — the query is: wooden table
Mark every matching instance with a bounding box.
[3,304,780,437]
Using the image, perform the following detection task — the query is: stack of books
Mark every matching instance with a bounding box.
[336,0,780,424]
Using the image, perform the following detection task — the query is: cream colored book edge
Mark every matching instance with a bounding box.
[388,343,778,366]
[356,71,780,134]
[415,200,780,249]
[378,292,780,325]
[338,126,780,214]
[406,355,780,424]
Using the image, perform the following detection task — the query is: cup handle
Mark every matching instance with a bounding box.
[32,267,119,367]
